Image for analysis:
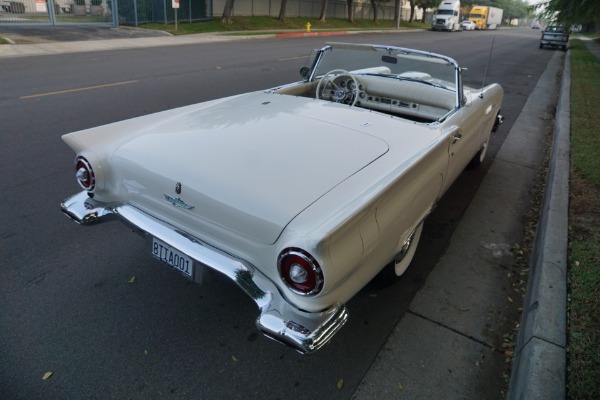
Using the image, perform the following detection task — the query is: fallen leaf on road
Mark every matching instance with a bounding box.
[337,379,344,389]
[128,276,136,284]
[231,355,238,362]
[42,371,53,380]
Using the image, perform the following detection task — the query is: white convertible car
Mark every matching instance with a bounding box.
[61,43,503,353]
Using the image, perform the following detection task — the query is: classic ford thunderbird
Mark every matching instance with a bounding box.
[61,43,504,353]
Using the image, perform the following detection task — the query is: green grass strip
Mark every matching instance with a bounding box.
[567,38,600,399]
[570,39,600,186]
[140,17,429,36]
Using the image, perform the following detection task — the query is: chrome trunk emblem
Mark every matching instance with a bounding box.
[164,194,195,210]
[175,182,181,194]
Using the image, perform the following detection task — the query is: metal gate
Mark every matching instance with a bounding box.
[0,0,117,26]
[118,0,211,25]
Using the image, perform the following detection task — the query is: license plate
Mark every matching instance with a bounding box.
[151,238,193,278]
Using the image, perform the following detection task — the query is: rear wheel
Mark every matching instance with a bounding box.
[468,111,502,169]
[468,138,489,169]
[377,222,423,282]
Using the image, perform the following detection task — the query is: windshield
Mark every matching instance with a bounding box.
[437,10,454,15]
[306,43,459,92]
[545,25,567,32]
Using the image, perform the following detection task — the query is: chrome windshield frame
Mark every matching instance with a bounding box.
[307,42,463,110]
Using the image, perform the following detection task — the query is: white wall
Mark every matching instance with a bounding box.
[212,0,422,21]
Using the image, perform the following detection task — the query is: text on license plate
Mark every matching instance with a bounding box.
[152,238,193,278]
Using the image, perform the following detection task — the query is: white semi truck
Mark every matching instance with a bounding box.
[431,0,461,32]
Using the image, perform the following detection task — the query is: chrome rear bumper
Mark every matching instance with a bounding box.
[61,191,348,354]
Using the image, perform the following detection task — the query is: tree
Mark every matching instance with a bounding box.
[221,0,235,24]
[409,0,416,22]
[370,0,379,22]
[347,0,354,22]
[279,0,288,20]
[319,0,328,22]
[495,0,530,21]
[539,0,600,28]
[418,0,437,23]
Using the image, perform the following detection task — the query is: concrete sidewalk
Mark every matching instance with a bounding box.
[0,26,573,399]
[0,26,246,57]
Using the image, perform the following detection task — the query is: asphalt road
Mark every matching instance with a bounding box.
[0,28,554,399]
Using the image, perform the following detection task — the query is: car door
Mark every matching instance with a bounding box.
[441,101,486,192]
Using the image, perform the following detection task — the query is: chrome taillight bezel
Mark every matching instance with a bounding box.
[75,156,95,191]
[278,248,324,296]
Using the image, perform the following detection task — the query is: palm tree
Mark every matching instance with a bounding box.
[319,0,328,22]
[221,0,235,24]
[370,0,379,22]
[347,0,354,22]
[278,0,288,21]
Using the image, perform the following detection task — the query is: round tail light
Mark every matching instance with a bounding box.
[278,248,324,296]
[75,157,95,191]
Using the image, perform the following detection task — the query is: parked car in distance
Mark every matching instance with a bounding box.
[531,21,541,29]
[61,42,504,354]
[461,20,476,30]
[540,25,569,50]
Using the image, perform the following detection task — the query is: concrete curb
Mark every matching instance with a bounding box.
[507,51,570,399]
[275,31,348,38]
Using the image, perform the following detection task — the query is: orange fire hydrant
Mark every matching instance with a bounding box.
[305,22,311,33]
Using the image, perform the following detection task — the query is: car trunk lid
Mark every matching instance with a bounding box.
[111,93,390,245]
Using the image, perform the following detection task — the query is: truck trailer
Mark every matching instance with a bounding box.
[468,5,503,30]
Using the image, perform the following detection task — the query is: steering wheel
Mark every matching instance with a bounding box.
[315,69,359,106]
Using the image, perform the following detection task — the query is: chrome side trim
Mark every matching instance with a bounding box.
[60,191,348,354]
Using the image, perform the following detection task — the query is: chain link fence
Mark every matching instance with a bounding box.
[0,0,114,24]
[1,0,420,27]
[116,0,211,25]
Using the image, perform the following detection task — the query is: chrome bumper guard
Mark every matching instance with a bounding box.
[61,191,348,354]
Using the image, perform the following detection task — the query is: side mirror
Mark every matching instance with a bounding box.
[299,66,310,78]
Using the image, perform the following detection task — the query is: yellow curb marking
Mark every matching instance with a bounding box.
[20,80,138,99]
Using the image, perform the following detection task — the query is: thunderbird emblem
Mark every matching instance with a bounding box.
[164,194,195,210]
